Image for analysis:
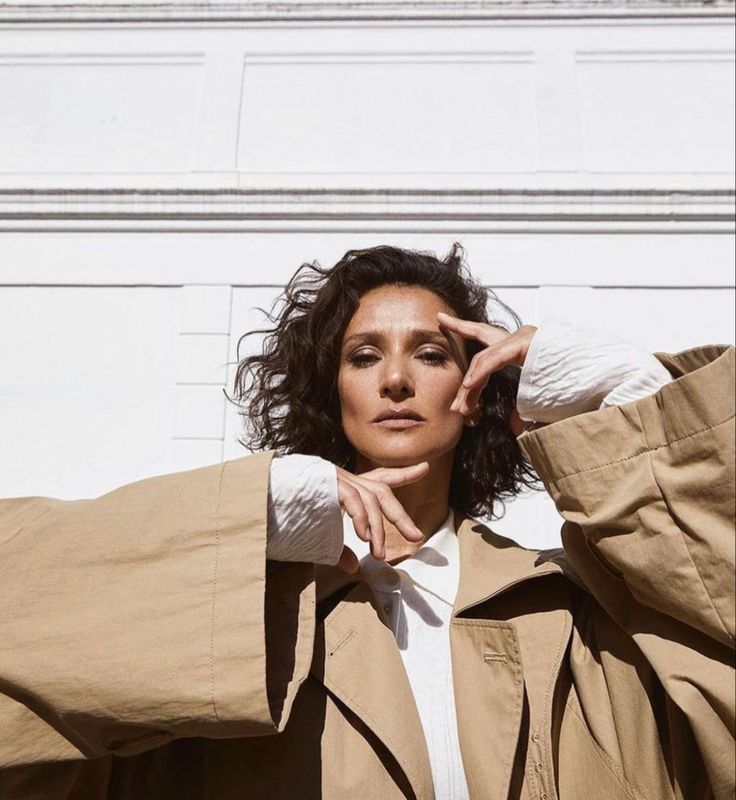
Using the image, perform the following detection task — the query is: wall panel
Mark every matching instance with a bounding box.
[0,53,205,174]
[0,287,179,498]
[237,53,538,177]
[578,50,735,175]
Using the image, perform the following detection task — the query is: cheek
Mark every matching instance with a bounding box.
[337,369,368,421]
[427,369,463,405]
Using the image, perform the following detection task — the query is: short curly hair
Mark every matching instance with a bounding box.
[232,243,538,519]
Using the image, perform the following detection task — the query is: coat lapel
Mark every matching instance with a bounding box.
[313,578,435,800]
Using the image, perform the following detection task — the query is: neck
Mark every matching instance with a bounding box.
[355,450,453,563]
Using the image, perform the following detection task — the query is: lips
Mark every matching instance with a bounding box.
[372,408,426,423]
[371,408,426,432]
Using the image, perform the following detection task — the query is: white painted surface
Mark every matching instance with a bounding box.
[238,54,539,175]
[0,287,180,498]
[1,231,733,286]
[0,4,734,550]
[0,54,206,173]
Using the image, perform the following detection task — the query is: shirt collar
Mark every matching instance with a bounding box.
[343,508,459,605]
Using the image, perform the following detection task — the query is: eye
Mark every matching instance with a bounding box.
[418,349,449,365]
[347,351,379,368]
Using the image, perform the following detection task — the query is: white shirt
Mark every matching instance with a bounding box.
[264,316,673,800]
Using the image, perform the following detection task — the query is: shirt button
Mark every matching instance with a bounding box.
[535,762,544,773]
[531,732,541,743]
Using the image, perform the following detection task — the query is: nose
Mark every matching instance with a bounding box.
[379,357,415,400]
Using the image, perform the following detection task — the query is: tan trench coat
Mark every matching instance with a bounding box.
[0,345,733,800]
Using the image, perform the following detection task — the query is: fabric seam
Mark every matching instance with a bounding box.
[209,461,226,723]
[540,611,571,799]
[547,412,734,484]
[1,504,53,547]
[566,700,645,800]
[645,449,734,643]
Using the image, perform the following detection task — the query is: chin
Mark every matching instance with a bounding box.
[358,439,452,470]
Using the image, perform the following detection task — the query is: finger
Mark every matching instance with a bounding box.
[355,486,386,560]
[459,378,490,417]
[451,346,514,413]
[463,349,504,389]
[359,480,424,544]
[337,479,372,544]
[337,545,360,575]
[361,461,430,487]
[437,312,508,347]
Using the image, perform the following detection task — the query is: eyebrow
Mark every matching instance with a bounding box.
[342,328,450,348]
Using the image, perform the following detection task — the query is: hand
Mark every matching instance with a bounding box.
[335,462,429,574]
[437,312,538,434]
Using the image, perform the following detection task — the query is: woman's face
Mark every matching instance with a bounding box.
[338,284,468,471]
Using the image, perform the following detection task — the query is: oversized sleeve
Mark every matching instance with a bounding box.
[0,452,317,769]
[518,345,735,798]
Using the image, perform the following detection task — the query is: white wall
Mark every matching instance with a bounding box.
[0,0,734,549]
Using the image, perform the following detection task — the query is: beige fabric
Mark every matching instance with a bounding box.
[0,347,733,800]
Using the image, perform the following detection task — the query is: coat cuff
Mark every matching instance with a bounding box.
[518,346,735,485]
[211,452,316,736]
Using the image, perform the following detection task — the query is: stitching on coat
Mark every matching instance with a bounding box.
[451,618,516,630]
[539,609,571,799]
[548,413,734,484]
[1,503,53,547]
[566,700,646,800]
[328,629,355,657]
[457,619,524,793]
[501,635,524,797]
[483,651,508,663]
[527,752,543,800]
[645,450,734,644]
[209,462,226,723]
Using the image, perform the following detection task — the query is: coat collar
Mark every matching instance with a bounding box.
[452,512,570,616]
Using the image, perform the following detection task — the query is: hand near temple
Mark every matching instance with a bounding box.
[437,311,538,435]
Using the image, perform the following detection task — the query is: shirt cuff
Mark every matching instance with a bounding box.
[516,315,673,424]
[266,454,343,566]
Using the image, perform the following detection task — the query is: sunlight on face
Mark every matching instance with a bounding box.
[338,284,468,471]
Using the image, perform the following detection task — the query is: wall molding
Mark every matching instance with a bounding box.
[0,0,732,24]
[0,188,733,232]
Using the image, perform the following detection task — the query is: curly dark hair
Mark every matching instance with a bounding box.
[232,243,539,519]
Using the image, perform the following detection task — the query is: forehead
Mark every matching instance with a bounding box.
[344,285,453,333]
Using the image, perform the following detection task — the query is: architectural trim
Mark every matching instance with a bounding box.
[0,188,733,232]
[0,0,733,24]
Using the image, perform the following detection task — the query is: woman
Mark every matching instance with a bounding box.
[0,245,733,800]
